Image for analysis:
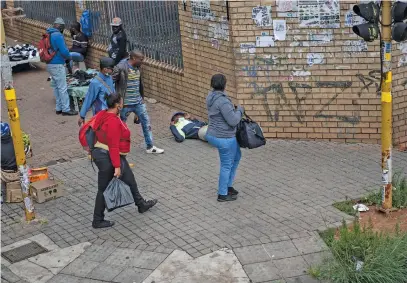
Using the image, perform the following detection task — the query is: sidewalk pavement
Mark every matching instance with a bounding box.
[2,138,406,282]
[2,61,407,283]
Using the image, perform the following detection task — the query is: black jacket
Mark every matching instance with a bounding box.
[70,32,89,56]
[1,135,17,171]
[108,29,128,65]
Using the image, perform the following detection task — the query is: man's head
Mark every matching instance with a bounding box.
[110,17,122,34]
[171,112,185,124]
[128,50,144,68]
[53,17,65,33]
[70,22,81,36]
[100,57,115,76]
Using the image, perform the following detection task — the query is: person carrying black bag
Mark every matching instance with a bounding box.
[90,93,157,229]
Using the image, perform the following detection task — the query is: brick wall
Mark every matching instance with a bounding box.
[4,0,406,146]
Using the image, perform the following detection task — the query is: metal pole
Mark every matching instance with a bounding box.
[1,13,36,221]
[380,0,393,211]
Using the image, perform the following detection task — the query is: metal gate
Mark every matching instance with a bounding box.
[85,1,183,68]
[13,1,77,27]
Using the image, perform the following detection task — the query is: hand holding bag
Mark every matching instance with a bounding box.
[103,177,134,212]
[236,113,266,149]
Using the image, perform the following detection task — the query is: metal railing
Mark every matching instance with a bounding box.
[13,1,77,27]
[85,0,183,68]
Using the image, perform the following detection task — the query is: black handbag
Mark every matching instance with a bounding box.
[236,113,266,149]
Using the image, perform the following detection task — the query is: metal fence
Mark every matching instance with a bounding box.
[13,1,77,27]
[85,1,183,68]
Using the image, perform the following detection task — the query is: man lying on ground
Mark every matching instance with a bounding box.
[170,112,208,143]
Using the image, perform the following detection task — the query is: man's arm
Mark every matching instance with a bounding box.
[112,65,121,83]
[115,34,127,65]
[79,82,98,119]
[170,125,185,142]
[55,33,71,60]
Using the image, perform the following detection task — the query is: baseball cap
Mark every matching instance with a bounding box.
[100,57,115,69]
[54,17,65,25]
[110,17,122,26]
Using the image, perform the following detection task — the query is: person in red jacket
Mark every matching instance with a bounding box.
[91,93,157,229]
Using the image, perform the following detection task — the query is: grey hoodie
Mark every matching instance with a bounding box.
[206,91,244,138]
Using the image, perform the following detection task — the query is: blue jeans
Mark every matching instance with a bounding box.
[120,103,153,149]
[206,134,241,196]
[69,52,84,69]
[47,64,70,112]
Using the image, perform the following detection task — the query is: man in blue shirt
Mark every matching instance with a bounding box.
[77,57,115,126]
[46,17,77,116]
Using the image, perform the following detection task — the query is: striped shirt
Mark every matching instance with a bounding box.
[124,63,143,105]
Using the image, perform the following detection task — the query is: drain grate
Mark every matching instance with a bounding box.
[2,242,48,263]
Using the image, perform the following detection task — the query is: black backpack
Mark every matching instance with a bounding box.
[236,114,266,149]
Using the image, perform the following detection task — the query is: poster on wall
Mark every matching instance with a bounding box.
[191,0,214,20]
[298,0,340,28]
[344,9,366,27]
[307,53,325,66]
[256,36,275,47]
[252,6,272,27]
[273,20,287,41]
[343,40,368,52]
[277,0,298,12]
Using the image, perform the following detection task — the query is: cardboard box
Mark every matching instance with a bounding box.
[30,180,63,203]
[5,181,23,203]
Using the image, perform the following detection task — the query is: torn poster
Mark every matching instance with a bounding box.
[208,22,229,41]
[252,6,272,27]
[308,30,333,43]
[240,43,256,54]
[299,0,340,28]
[256,36,275,47]
[273,20,287,41]
[211,39,220,49]
[191,0,214,20]
[307,53,325,66]
[343,40,368,52]
[399,42,407,54]
[398,55,407,67]
[277,0,298,12]
[344,9,366,27]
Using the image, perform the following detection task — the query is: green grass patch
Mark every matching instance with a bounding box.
[314,220,407,283]
[333,173,407,216]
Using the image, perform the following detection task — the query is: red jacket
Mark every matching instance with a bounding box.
[93,110,130,168]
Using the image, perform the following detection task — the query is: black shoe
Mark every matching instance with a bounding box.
[138,199,158,213]
[217,194,237,202]
[62,110,78,116]
[92,220,115,229]
[56,111,62,115]
[228,187,239,196]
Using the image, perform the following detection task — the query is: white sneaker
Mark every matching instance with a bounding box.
[146,146,164,154]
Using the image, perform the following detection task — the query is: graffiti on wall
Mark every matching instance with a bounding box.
[242,57,381,123]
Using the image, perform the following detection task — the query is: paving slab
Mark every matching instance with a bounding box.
[60,258,99,277]
[292,236,328,255]
[285,275,320,283]
[273,256,309,278]
[242,261,281,283]
[112,268,152,283]
[234,244,271,265]
[46,274,81,283]
[86,262,124,281]
[8,260,54,283]
[263,240,301,259]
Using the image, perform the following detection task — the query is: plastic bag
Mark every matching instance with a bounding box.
[103,177,134,212]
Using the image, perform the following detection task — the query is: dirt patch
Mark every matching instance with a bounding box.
[358,206,407,233]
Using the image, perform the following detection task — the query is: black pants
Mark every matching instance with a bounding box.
[92,149,144,221]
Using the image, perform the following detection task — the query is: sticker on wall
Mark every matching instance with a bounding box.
[273,20,287,41]
[277,0,298,12]
[240,43,256,54]
[256,36,275,47]
[298,0,340,28]
[343,40,368,52]
[307,53,325,66]
[252,6,272,27]
[191,0,214,20]
[398,55,407,67]
[211,38,220,50]
[344,9,366,27]
[261,31,269,36]
[193,28,199,40]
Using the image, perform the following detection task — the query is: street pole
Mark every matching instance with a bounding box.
[1,13,36,221]
[380,0,392,211]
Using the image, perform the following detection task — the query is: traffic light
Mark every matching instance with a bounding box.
[392,1,407,42]
[352,2,380,42]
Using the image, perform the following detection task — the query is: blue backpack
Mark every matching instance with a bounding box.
[80,10,92,38]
